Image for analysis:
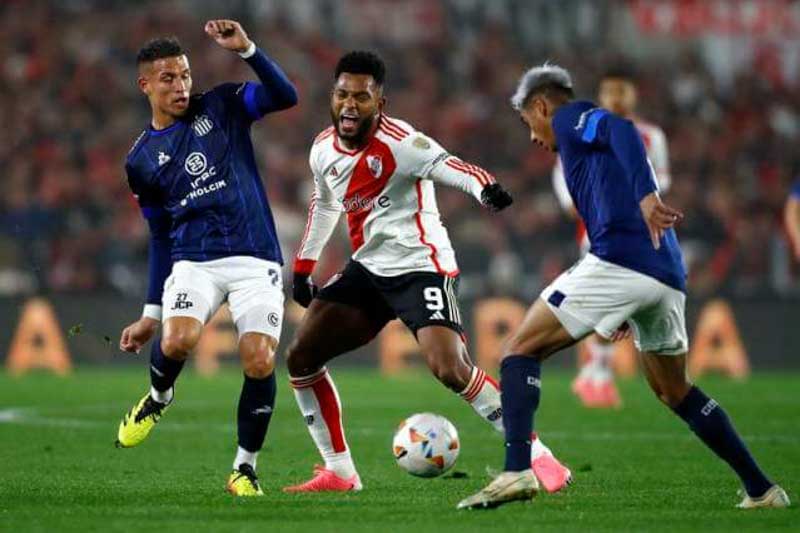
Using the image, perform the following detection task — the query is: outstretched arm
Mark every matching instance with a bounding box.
[407,133,512,211]
[205,19,298,117]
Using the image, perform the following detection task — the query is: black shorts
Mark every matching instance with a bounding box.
[317,260,463,335]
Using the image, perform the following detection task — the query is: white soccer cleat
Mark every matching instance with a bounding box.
[457,469,539,510]
[737,485,790,509]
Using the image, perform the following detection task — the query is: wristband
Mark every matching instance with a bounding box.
[142,304,163,321]
[238,42,257,59]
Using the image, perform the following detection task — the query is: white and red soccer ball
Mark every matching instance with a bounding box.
[392,413,460,477]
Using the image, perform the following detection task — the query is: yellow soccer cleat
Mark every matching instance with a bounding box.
[115,392,170,448]
[457,469,539,510]
[226,464,264,496]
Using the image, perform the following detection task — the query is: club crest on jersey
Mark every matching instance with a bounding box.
[366,155,383,178]
[192,114,214,136]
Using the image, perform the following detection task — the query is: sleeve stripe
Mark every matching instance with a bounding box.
[297,196,317,254]
[382,116,409,135]
[379,118,408,139]
[581,109,609,143]
[379,124,404,141]
[242,82,261,120]
[445,158,494,186]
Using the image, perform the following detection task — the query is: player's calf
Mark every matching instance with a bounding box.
[642,352,778,501]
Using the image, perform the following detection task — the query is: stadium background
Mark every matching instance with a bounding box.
[2,0,800,370]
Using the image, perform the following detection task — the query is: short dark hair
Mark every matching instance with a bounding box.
[334,51,386,86]
[601,64,637,83]
[137,37,186,65]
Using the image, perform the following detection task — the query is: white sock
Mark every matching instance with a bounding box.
[233,446,258,470]
[460,366,504,433]
[530,432,552,460]
[150,386,173,404]
[291,368,357,479]
[588,339,615,384]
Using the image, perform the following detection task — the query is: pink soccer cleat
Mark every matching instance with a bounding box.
[283,465,363,493]
[596,380,622,408]
[572,376,601,407]
[531,453,572,493]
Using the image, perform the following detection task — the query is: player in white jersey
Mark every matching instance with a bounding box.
[552,67,672,408]
[282,51,572,494]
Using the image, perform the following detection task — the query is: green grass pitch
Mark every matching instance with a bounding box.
[0,367,797,532]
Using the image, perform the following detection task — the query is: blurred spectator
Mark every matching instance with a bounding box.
[1,0,798,299]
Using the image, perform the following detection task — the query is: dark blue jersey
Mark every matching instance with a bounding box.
[125,48,297,305]
[553,100,686,292]
[791,180,800,199]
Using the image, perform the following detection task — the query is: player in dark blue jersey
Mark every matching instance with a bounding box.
[458,64,789,510]
[115,20,297,496]
[784,181,800,262]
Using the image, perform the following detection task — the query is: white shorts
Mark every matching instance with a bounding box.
[540,254,688,355]
[162,256,284,342]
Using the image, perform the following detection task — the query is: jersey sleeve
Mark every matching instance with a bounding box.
[404,132,494,202]
[791,180,800,199]
[126,163,173,307]
[211,47,298,123]
[293,148,343,275]
[562,108,657,202]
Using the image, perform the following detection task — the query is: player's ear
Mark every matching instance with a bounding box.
[137,74,152,96]
[377,94,387,112]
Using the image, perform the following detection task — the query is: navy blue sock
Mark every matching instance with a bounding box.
[237,373,277,453]
[501,355,541,471]
[149,338,184,395]
[673,386,772,497]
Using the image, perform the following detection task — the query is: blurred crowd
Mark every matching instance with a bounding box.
[2,0,799,301]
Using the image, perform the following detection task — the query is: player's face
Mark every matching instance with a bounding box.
[520,97,557,152]
[598,78,637,117]
[139,55,192,119]
[330,73,385,145]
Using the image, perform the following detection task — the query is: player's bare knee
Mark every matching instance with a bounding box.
[160,330,198,359]
[240,334,276,378]
[285,339,318,377]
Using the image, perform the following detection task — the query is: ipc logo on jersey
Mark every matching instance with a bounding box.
[366,155,383,178]
[184,152,208,176]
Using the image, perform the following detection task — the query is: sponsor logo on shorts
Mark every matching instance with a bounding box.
[267,312,280,328]
[527,376,541,388]
[252,406,273,416]
[304,415,314,426]
[170,292,193,311]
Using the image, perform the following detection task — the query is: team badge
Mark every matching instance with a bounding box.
[192,114,214,136]
[366,155,383,178]
[412,136,431,150]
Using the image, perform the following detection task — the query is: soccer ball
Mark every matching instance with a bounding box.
[392,413,460,477]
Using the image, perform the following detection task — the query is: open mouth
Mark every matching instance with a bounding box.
[339,112,359,133]
[174,96,189,106]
